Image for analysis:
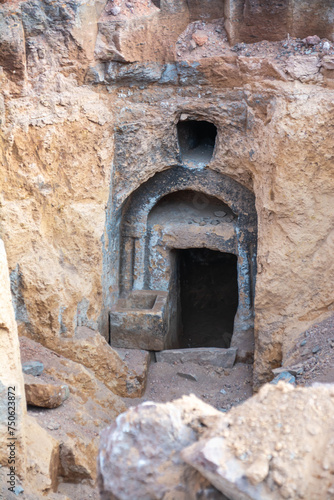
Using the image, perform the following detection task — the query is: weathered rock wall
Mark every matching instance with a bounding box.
[0,238,26,475]
[0,0,333,388]
[1,83,114,341]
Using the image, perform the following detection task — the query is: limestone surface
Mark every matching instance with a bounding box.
[25,415,60,494]
[47,326,150,397]
[156,347,237,368]
[0,239,26,473]
[20,335,127,483]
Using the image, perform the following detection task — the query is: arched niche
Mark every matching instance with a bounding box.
[110,166,257,359]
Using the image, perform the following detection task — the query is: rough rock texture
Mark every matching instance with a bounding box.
[182,383,334,500]
[0,239,26,474]
[25,415,60,494]
[46,326,150,397]
[24,373,70,408]
[113,346,151,395]
[0,0,333,391]
[22,361,44,376]
[20,335,126,483]
[99,383,334,500]
[0,466,70,500]
[20,336,126,414]
[98,395,227,500]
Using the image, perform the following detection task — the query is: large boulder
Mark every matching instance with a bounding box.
[46,326,150,398]
[99,383,334,500]
[182,383,334,500]
[98,395,228,500]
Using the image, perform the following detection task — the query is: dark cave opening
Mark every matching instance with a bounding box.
[178,248,238,349]
[177,120,217,165]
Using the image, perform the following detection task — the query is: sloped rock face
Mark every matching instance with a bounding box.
[0,239,26,474]
[99,384,334,500]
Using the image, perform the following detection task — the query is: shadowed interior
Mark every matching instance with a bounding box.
[177,120,217,164]
[178,248,238,348]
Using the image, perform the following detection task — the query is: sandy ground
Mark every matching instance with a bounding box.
[123,360,253,411]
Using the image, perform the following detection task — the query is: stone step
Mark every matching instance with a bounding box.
[155,347,237,368]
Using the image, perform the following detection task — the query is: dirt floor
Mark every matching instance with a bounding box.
[125,314,334,414]
[123,360,253,411]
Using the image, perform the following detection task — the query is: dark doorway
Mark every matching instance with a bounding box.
[177,120,217,165]
[178,249,238,348]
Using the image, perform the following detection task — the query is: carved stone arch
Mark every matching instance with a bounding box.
[121,166,256,236]
[110,166,257,360]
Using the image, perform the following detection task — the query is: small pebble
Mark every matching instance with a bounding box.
[177,372,197,382]
[270,371,295,385]
[300,339,307,347]
[14,486,24,496]
[22,361,44,376]
[312,345,321,354]
[107,6,121,15]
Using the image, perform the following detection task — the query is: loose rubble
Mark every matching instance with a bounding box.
[99,383,334,500]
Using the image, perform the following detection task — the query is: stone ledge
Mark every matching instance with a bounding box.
[156,347,237,368]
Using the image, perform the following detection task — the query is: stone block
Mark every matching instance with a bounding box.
[59,436,97,482]
[113,347,150,397]
[47,327,148,398]
[24,374,70,408]
[156,347,237,368]
[98,395,225,500]
[110,290,170,351]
